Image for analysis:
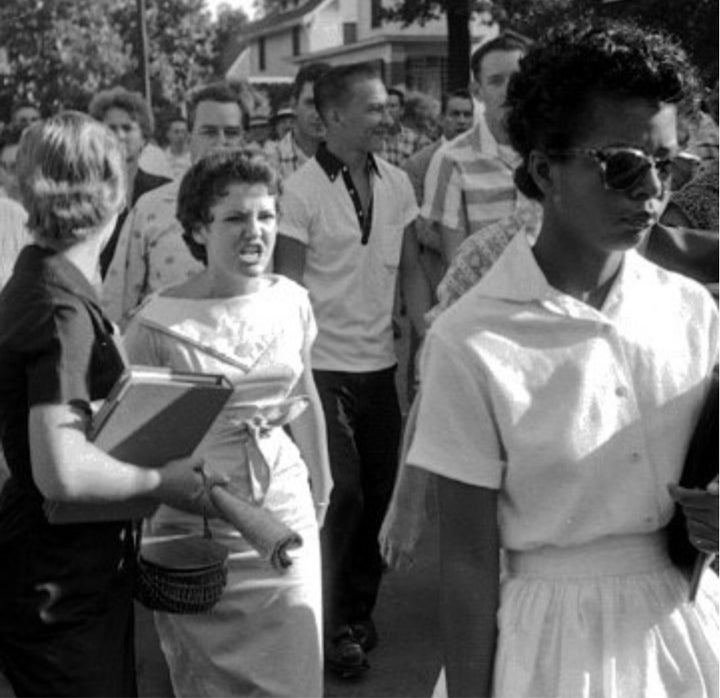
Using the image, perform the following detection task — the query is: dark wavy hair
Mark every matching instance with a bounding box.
[88,86,153,139]
[314,62,380,121]
[176,148,280,265]
[506,20,700,201]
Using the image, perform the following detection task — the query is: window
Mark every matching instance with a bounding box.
[343,22,357,45]
[371,0,382,28]
[292,26,300,56]
[258,37,266,71]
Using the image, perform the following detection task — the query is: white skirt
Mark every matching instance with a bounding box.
[436,533,719,698]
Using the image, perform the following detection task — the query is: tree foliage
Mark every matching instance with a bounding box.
[0,0,132,117]
[381,0,718,89]
[0,0,251,123]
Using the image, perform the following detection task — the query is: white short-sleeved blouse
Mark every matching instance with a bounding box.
[408,233,718,552]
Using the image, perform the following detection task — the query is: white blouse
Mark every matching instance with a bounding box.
[408,233,718,552]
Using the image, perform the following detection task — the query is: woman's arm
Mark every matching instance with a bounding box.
[436,475,500,698]
[380,393,434,570]
[29,402,213,513]
[289,345,332,525]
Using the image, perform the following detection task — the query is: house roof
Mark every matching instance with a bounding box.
[291,33,448,64]
[240,0,329,40]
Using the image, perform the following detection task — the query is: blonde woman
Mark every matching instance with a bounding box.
[0,112,210,697]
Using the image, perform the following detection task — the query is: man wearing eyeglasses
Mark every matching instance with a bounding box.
[102,83,245,325]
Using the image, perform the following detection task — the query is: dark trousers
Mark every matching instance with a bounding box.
[314,366,402,638]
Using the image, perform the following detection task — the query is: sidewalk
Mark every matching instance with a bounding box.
[134,519,442,698]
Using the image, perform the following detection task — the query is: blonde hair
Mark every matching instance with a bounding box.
[17,111,126,250]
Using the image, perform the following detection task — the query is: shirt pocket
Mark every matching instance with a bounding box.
[379,223,405,270]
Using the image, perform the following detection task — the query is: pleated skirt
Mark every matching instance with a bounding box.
[437,533,719,698]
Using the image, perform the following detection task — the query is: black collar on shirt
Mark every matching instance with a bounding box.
[315,142,380,245]
[315,142,381,182]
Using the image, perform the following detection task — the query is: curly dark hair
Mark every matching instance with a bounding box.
[176,148,280,265]
[88,86,153,139]
[506,20,700,200]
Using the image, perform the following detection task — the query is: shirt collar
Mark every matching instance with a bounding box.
[15,244,101,307]
[315,142,381,182]
[476,232,646,321]
[474,111,499,158]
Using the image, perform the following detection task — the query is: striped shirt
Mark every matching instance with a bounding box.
[421,113,528,238]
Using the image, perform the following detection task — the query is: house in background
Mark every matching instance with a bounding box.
[224,0,497,98]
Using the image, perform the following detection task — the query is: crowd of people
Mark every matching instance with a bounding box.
[0,16,718,698]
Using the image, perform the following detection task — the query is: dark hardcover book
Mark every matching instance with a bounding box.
[44,366,233,524]
[666,368,718,598]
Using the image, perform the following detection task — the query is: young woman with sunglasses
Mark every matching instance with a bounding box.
[407,21,718,698]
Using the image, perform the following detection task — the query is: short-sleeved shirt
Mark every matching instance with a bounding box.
[421,113,528,238]
[408,233,718,552]
[0,245,129,629]
[278,143,418,371]
[0,245,125,529]
[102,180,203,325]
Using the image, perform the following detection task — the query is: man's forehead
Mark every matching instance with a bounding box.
[349,77,386,101]
[477,49,524,78]
[446,97,473,112]
[194,100,241,124]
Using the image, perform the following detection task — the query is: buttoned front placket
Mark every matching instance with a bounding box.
[540,284,663,532]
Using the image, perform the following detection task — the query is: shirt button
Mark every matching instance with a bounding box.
[615,386,628,398]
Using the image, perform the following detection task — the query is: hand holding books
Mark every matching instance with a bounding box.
[668,476,719,601]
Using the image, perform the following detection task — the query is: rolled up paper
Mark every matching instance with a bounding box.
[209,485,303,570]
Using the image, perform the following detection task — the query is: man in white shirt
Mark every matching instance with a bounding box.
[265,63,330,180]
[102,82,245,325]
[274,62,430,678]
[422,34,530,264]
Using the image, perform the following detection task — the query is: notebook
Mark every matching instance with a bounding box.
[44,366,234,524]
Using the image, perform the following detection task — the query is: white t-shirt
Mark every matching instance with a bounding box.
[279,149,418,371]
[409,233,718,552]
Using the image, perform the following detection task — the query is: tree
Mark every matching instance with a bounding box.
[381,0,718,92]
[110,0,219,110]
[0,0,132,120]
[213,3,250,76]
[0,0,236,124]
[381,1,480,90]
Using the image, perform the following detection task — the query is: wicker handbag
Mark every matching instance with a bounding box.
[133,520,229,614]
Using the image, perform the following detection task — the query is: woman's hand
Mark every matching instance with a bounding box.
[668,477,719,555]
[155,457,228,516]
[379,465,433,571]
[379,495,425,571]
